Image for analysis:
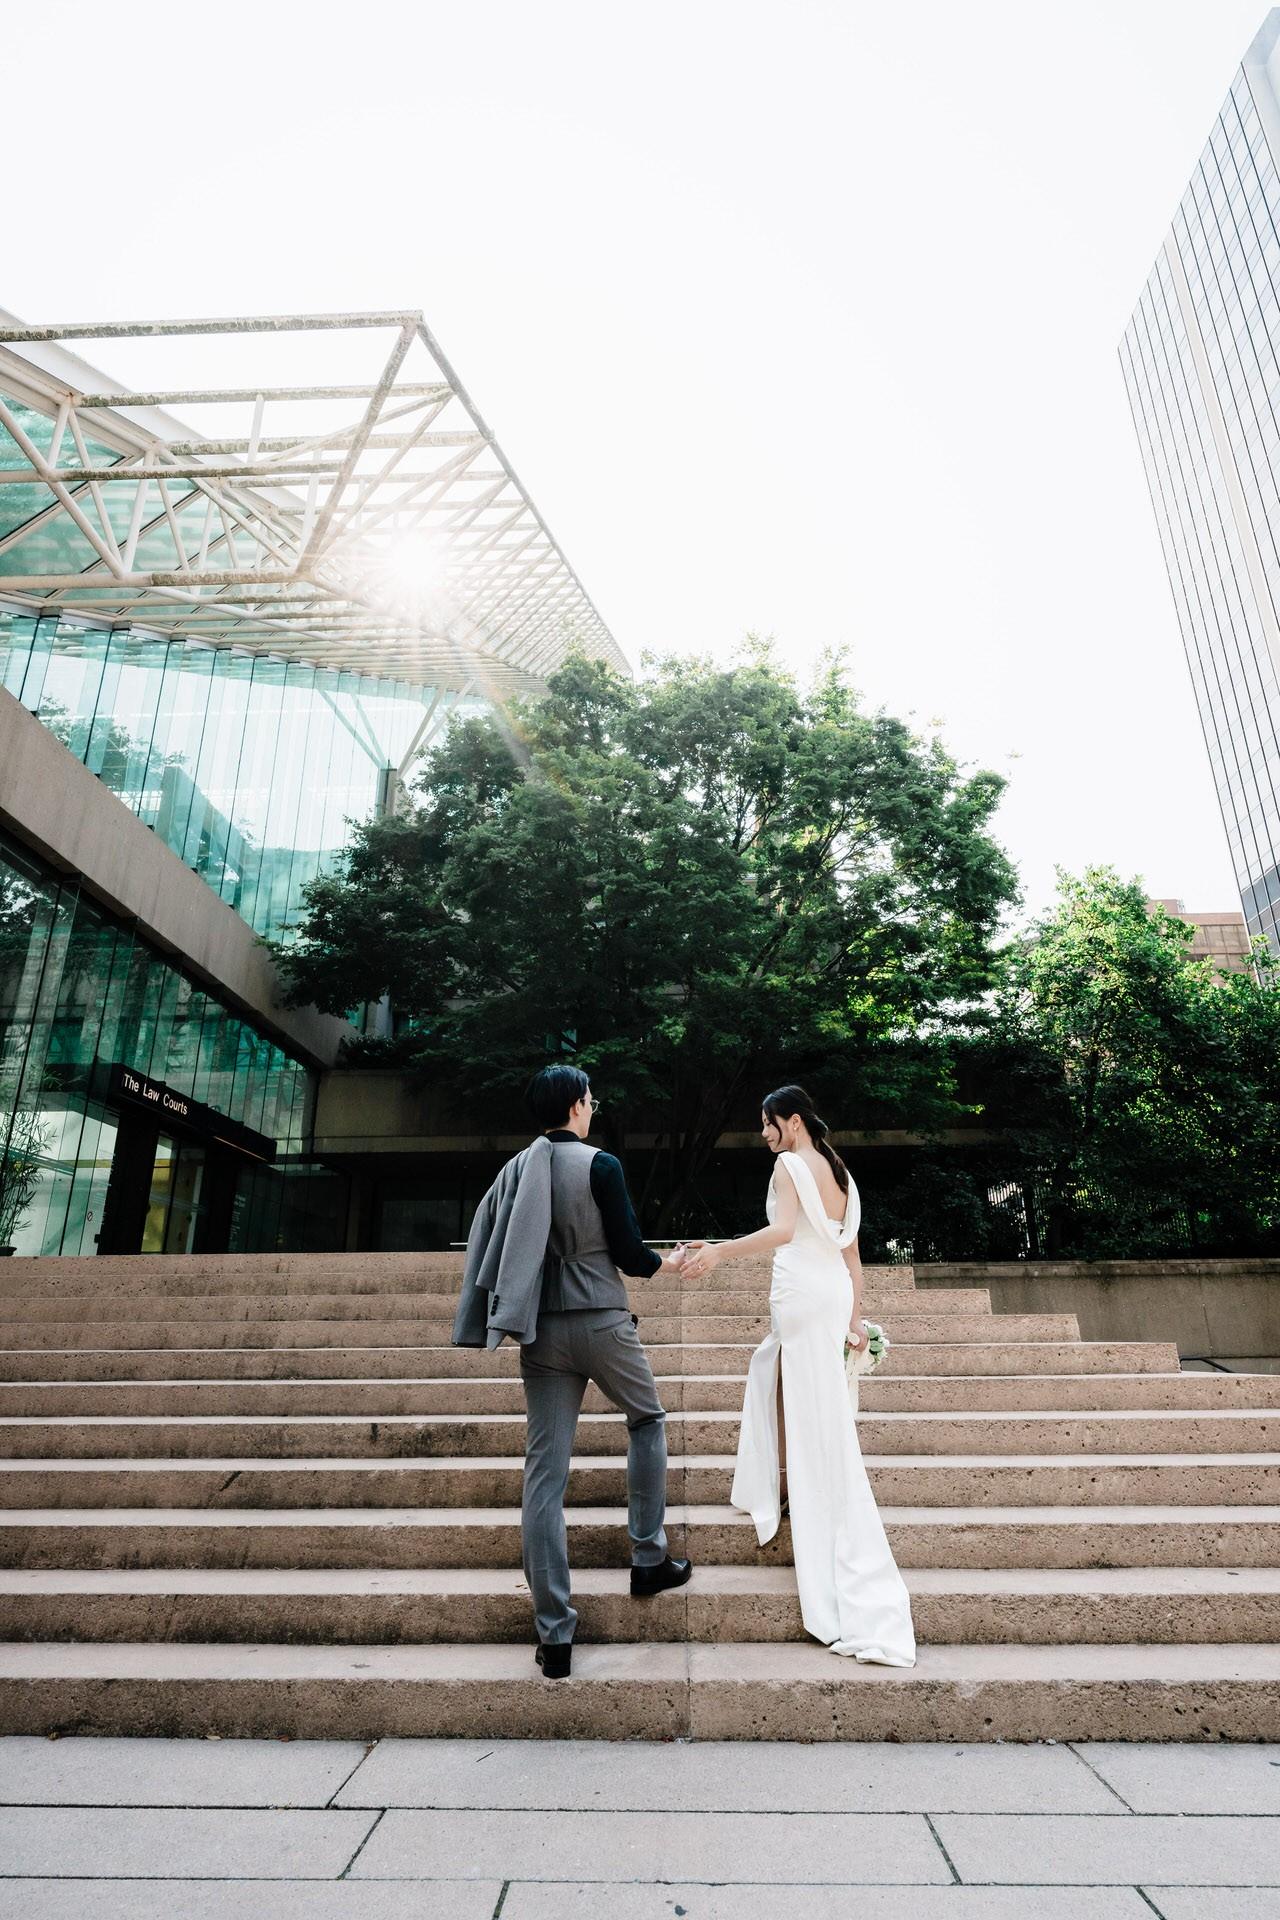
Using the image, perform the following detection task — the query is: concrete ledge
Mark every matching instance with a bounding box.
[918,1260,1280,1361]
[0,685,351,1067]
[312,1069,999,1154]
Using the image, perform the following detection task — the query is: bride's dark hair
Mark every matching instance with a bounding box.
[762,1084,850,1194]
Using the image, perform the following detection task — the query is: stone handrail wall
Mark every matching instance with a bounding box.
[916,1258,1280,1361]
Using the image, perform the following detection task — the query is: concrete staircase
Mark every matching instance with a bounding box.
[0,1251,1277,1740]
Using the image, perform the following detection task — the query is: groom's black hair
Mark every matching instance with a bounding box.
[527,1064,591,1130]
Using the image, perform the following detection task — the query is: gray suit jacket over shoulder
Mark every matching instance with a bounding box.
[452,1134,553,1350]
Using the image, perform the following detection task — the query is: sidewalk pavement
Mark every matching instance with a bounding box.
[0,1734,1275,1916]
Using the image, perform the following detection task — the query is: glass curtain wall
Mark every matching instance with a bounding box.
[1121,64,1280,953]
[0,830,341,1255]
[0,604,445,941]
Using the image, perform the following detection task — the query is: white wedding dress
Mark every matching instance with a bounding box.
[730,1151,917,1665]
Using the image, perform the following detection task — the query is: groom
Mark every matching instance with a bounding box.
[454,1064,692,1678]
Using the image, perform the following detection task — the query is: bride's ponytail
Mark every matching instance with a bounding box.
[761,1084,850,1194]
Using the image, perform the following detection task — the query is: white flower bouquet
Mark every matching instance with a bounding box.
[844,1318,890,1382]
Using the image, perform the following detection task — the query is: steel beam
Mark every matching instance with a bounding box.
[0,307,625,694]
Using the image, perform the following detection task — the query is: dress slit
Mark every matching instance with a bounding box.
[775,1347,787,1496]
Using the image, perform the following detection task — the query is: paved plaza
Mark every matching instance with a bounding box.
[0,1735,1275,1915]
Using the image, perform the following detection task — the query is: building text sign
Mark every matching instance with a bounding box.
[101,1062,276,1163]
[118,1069,192,1123]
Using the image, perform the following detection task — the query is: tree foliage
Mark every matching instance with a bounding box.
[980,867,1280,1257]
[274,648,1018,1227]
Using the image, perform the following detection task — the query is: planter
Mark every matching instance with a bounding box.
[0,1246,15,1256]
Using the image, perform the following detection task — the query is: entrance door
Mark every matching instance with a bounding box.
[98,1110,241,1255]
[141,1135,208,1255]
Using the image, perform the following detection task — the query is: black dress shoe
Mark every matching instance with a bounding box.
[535,1641,572,1679]
[630,1555,693,1597]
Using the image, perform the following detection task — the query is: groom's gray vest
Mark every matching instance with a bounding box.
[538,1137,630,1315]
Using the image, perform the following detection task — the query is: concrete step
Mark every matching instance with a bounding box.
[1,1368,1275,1418]
[5,1502,1277,1569]
[0,1343,758,1382]
[0,1411,738,1459]
[0,1244,1266,1747]
[0,1287,961,1324]
[0,1638,1275,1740]
[627,1273,919,1299]
[0,1376,754,1417]
[0,1312,1081,1349]
[2,1564,1276,1647]
[0,1338,1180,1381]
[1,1407,1273,1460]
[853,1410,1280,1455]
[862,1372,1280,1412]
[0,1254,915,1297]
[1,1452,1275,1508]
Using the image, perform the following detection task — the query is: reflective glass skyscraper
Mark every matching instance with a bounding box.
[1121,10,1280,954]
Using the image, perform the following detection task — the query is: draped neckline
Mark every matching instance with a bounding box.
[777,1150,852,1233]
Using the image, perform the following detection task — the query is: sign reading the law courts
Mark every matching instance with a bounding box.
[117,1067,192,1122]
[100,1063,277,1164]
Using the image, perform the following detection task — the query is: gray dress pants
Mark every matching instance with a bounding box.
[520,1306,668,1645]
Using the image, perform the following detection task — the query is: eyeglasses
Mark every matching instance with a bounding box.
[588,1093,604,1111]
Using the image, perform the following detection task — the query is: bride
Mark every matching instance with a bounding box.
[682,1084,916,1665]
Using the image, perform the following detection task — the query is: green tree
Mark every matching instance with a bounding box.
[0,1103,52,1249]
[274,649,1018,1229]
[986,867,1280,1256]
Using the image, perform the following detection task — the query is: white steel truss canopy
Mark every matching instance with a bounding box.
[0,310,627,697]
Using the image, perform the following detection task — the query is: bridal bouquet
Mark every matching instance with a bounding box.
[844,1319,889,1380]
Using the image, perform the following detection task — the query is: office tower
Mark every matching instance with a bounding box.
[1121,10,1280,953]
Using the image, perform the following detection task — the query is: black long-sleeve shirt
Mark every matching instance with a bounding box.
[545,1130,662,1278]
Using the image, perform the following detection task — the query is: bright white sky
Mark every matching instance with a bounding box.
[6,0,1273,920]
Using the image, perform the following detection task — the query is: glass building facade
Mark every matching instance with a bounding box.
[0,402,476,1254]
[0,606,445,945]
[0,443,462,1253]
[0,829,345,1256]
[0,584,458,1254]
[0,382,490,1255]
[1121,17,1280,955]
[0,393,468,942]
[0,305,620,1255]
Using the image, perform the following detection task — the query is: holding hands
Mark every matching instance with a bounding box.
[680,1239,721,1280]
